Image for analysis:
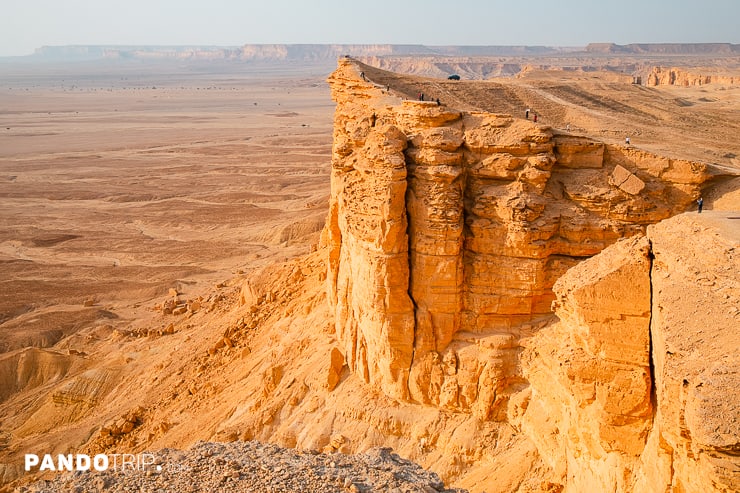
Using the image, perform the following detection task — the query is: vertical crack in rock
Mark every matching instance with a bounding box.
[405,192,419,403]
[647,239,658,415]
[637,215,740,492]
[516,235,655,491]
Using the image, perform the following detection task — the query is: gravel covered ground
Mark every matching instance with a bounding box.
[19,441,467,493]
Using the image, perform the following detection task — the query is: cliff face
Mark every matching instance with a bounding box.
[639,215,739,493]
[323,59,740,492]
[326,58,712,416]
[516,236,654,491]
[519,214,739,492]
[646,66,738,86]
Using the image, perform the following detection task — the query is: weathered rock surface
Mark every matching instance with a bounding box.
[637,213,740,493]
[646,66,738,86]
[0,349,76,404]
[518,212,739,492]
[326,58,715,416]
[517,236,654,491]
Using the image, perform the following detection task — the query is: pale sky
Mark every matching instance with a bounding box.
[1,0,738,57]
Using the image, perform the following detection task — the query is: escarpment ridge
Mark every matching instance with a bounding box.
[21,42,739,62]
[325,59,738,491]
[327,58,717,408]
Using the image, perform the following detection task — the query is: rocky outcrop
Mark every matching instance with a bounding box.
[515,236,654,491]
[637,214,740,493]
[518,213,739,492]
[646,67,738,86]
[326,58,714,415]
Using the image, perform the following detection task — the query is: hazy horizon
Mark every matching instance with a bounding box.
[2,0,739,57]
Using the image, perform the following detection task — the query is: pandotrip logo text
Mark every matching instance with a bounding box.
[25,453,161,473]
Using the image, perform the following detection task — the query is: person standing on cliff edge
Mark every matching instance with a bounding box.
[697,196,703,213]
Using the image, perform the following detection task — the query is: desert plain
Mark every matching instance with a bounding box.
[0,47,738,492]
[0,60,334,353]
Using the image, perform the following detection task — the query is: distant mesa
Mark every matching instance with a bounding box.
[15,43,740,63]
[585,42,740,54]
[25,44,567,63]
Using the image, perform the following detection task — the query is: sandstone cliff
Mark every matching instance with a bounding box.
[2,57,737,493]
[518,213,739,492]
[646,66,738,86]
[516,235,654,491]
[324,59,737,492]
[639,214,739,492]
[327,58,714,416]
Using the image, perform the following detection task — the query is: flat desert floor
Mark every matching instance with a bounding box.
[0,61,335,353]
